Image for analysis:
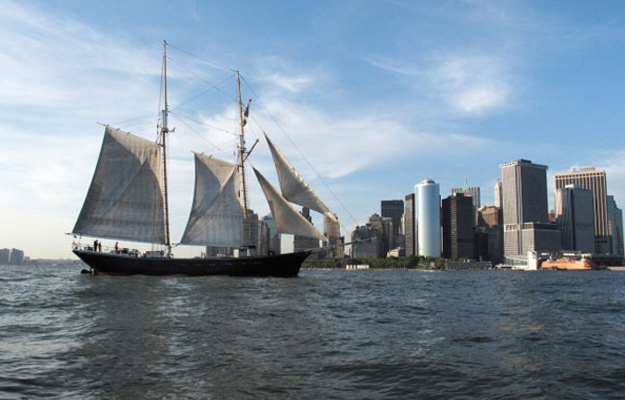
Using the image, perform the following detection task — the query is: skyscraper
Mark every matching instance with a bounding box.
[381,200,404,248]
[294,207,320,252]
[554,184,594,253]
[500,159,550,256]
[451,183,481,226]
[494,179,502,209]
[324,214,342,258]
[608,195,624,256]
[404,193,415,256]
[415,179,441,257]
[554,167,611,253]
[442,193,474,259]
[451,185,481,209]
[367,213,390,256]
[261,214,281,254]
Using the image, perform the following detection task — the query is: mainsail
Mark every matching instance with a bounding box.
[180,153,245,247]
[72,126,166,243]
[265,133,337,222]
[253,168,327,241]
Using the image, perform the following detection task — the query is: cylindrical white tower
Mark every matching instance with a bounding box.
[415,179,441,257]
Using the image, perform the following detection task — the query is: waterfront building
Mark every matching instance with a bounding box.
[554,167,611,253]
[381,200,404,237]
[261,214,281,254]
[442,193,474,259]
[520,222,561,254]
[474,226,504,264]
[415,179,441,257]
[618,208,625,256]
[365,213,392,257]
[404,193,416,256]
[9,248,24,265]
[608,196,624,256]
[381,199,404,251]
[487,226,504,263]
[324,214,342,258]
[554,185,594,253]
[351,225,383,258]
[257,218,270,256]
[0,248,10,264]
[500,159,549,256]
[247,209,259,252]
[452,183,480,226]
[294,207,320,252]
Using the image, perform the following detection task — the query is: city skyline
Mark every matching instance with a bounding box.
[3,1,625,258]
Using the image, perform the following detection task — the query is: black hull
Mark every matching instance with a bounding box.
[73,250,309,277]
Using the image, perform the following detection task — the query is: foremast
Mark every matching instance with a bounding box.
[160,40,172,257]
[236,71,248,219]
[236,71,258,251]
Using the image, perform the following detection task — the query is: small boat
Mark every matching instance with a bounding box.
[71,42,337,277]
[540,257,593,271]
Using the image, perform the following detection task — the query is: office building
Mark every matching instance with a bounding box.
[324,214,342,258]
[294,207,320,252]
[494,179,502,209]
[477,206,501,228]
[608,196,624,256]
[554,167,610,253]
[404,193,416,256]
[381,200,404,237]
[554,185,594,253]
[0,248,10,264]
[415,179,441,257]
[351,225,383,258]
[442,193,474,259]
[261,214,281,255]
[9,249,24,265]
[452,184,480,226]
[520,223,561,254]
[500,159,550,256]
[381,199,404,250]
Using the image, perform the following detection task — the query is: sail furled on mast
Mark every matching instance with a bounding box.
[72,126,166,243]
[253,168,326,241]
[264,134,337,222]
[180,153,245,247]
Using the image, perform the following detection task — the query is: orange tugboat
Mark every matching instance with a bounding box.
[541,257,593,270]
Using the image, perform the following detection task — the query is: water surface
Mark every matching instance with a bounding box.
[1,264,624,399]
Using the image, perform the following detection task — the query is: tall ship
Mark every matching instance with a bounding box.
[71,42,337,277]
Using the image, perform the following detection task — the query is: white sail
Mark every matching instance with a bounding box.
[265,134,337,222]
[180,153,245,247]
[253,168,326,241]
[72,126,166,243]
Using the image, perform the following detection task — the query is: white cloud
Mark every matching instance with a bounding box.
[368,52,514,115]
[424,53,513,115]
[599,151,625,206]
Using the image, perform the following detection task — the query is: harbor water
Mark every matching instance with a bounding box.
[1,263,625,399]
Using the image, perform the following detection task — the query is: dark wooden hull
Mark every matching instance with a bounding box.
[73,250,309,277]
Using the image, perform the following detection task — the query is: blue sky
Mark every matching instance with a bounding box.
[2,0,625,258]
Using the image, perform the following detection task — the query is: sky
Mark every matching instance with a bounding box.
[2,0,625,259]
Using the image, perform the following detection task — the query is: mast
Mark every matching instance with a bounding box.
[236,70,249,219]
[235,70,253,251]
[161,40,172,256]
